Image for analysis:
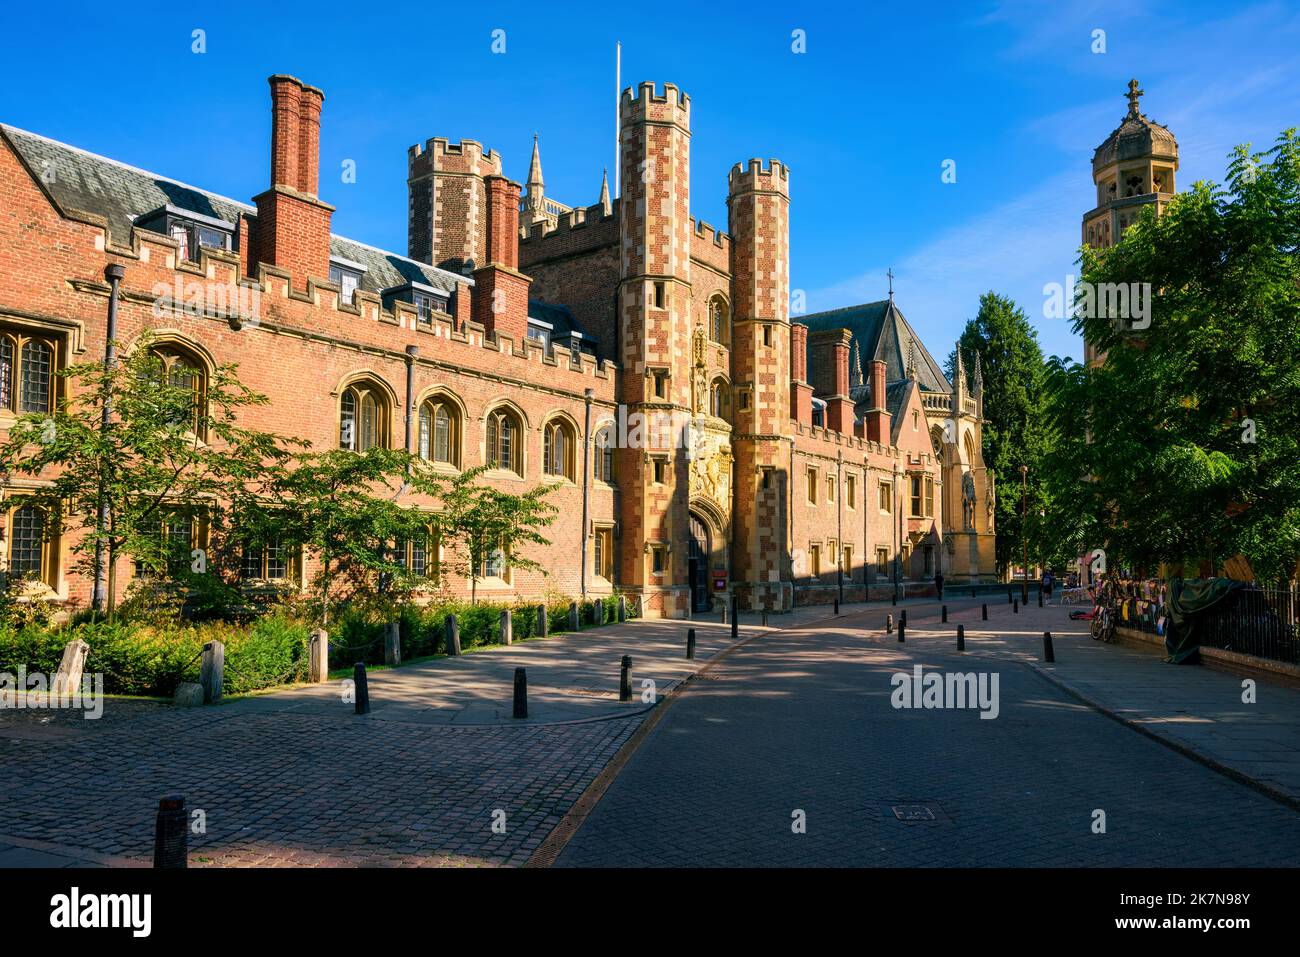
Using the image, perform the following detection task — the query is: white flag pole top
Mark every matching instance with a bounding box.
[615,41,621,200]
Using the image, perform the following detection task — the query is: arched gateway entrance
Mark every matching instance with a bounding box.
[688,512,712,613]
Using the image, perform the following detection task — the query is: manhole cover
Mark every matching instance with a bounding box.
[888,801,948,823]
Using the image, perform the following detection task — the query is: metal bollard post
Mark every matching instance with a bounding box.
[686,628,696,660]
[731,597,738,640]
[898,622,906,643]
[833,598,840,616]
[354,662,370,715]
[891,591,897,606]
[619,655,633,702]
[1013,599,1019,614]
[1043,631,1055,663]
[957,624,965,651]
[942,605,948,623]
[444,614,461,656]
[513,667,528,719]
[982,603,988,621]
[537,604,548,639]
[886,613,893,634]
[900,609,907,627]
[153,794,188,868]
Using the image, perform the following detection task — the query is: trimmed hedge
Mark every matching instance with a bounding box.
[0,592,638,697]
[0,613,310,697]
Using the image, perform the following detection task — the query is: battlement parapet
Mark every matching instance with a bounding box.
[408,137,503,176]
[620,81,691,128]
[728,158,791,196]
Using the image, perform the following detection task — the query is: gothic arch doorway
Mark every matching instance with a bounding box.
[688,512,712,614]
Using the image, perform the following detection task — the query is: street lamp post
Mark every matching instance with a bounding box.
[1019,464,1029,604]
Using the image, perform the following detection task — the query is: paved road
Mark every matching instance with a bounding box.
[556,608,1300,867]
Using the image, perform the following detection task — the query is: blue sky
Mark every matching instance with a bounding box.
[1,0,1297,362]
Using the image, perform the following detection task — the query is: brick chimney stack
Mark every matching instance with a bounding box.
[253,75,334,293]
[790,323,813,427]
[808,328,855,432]
[864,358,892,443]
[472,174,531,345]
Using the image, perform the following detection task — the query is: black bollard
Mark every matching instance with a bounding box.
[1013,599,1019,614]
[1043,631,1055,663]
[886,613,894,634]
[619,655,633,702]
[900,609,907,627]
[891,591,897,606]
[354,661,370,715]
[1008,590,1013,604]
[513,667,528,719]
[957,624,965,651]
[898,622,906,643]
[153,794,188,869]
[731,597,739,640]
[834,598,840,616]
[687,628,696,660]
[982,603,988,621]
[971,587,977,598]
[942,605,948,623]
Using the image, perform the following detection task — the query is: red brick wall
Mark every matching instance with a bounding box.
[0,129,618,611]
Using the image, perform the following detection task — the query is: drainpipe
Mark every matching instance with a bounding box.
[93,263,125,613]
[403,345,418,457]
[580,388,593,599]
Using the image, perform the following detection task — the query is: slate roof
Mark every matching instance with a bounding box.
[801,298,952,406]
[0,123,466,296]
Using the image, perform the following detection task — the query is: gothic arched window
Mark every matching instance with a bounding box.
[485,407,523,475]
[418,396,460,467]
[340,381,390,452]
[543,417,576,480]
[709,296,730,346]
[0,330,58,415]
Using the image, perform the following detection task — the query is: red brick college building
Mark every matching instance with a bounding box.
[0,74,996,618]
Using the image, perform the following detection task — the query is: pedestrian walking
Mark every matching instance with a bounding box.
[934,570,945,601]
[1042,568,1054,604]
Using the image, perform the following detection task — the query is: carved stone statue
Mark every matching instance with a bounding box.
[961,470,977,531]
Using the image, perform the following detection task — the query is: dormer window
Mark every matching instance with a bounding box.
[329,260,365,305]
[414,292,437,325]
[136,206,234,264]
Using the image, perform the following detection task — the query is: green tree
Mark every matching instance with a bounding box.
[429,465,557,605]
[1050,129,1300,583]
[948,292,1054,576]
[257,447,438,625]
[0,333,297,613]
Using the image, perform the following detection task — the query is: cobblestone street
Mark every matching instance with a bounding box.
[557,600,1300,867]
[5,597,1300,868]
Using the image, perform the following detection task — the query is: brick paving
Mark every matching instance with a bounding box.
[557,600,1300,866]
[7,595,1299,868]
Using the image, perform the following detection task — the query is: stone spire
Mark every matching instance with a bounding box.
[523,134,546,227]
[527,133,544,190]
[849,337,863,388]
[598,167,611,215]
[973,351,984,394]
[952,349,966,412]
[906,335,917,380]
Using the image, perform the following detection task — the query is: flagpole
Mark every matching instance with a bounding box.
[614,41,621,200]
